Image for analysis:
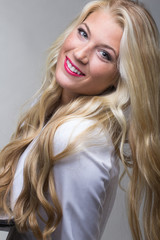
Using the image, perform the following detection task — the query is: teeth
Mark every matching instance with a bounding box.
[71,66,75,72]
[67,59,82,75]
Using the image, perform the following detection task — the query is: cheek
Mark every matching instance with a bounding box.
[56,36,73,69]
[57,37,72,61]
[60,32,76,52]
[90,60,116,82]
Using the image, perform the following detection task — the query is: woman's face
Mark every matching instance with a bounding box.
[55,9,123,104]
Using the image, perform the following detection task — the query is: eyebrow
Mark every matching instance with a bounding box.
[81,22,118,58]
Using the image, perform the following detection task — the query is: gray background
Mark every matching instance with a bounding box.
[0,0,159,239]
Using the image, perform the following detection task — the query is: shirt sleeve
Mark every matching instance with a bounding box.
[9,118,119,240]
[51,119,119,240]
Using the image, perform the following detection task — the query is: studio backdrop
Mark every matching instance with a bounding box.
[0,0,159,240]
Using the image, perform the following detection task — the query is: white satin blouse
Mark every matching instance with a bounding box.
[9,118,119,240]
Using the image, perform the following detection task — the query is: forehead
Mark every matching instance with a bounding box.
[83,10,123,53]
[84,9,121,32]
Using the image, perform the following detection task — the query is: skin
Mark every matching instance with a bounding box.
[55,9,123,104]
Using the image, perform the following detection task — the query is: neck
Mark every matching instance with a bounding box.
[60,89,79,105]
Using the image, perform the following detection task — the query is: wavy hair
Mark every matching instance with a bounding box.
[0,0,160,239]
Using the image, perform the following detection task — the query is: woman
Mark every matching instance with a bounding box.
[0,0,160,239]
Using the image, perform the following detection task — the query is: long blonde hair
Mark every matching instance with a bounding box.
[0,0,160,239]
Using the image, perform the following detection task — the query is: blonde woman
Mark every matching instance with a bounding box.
[0,0,160,239]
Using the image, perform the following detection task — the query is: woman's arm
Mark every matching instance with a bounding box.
[9,118,119,240]
[51,119,119,240]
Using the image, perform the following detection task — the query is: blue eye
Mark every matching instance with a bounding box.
[100,50,112,61]
[78,28,88,39]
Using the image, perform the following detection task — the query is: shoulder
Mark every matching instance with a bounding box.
[53,117,111,155]
[53,117,119,177]
[54,117,95,137]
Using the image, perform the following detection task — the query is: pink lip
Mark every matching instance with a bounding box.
[64,56,85,77]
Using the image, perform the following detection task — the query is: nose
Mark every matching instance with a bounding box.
[73,45,90,65]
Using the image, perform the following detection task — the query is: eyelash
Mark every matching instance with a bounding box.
[77,27,88,39]
[77,27,112,62]
[99,50,112,61]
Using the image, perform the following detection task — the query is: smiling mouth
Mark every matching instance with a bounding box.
[64,56,85,77]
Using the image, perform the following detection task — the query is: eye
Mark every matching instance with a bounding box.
[78,27,88,39]
[99,50,112,62]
